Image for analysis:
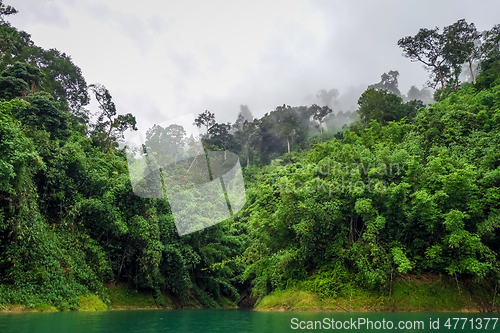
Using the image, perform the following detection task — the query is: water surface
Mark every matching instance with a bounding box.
[0,310,498,332]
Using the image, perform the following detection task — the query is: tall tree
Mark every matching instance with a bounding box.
[23,47,90,117]
[236,119,259,168]
[274,104,299,154]
[238,104,253,122]
[194,110,216,135]
[0,61,43,99]
[368,70,401,96]
[89,83,137,152]
[357,88,404,125]
[233,113,245,132]
[481,24,500,60]
[207,122,233,160]
[163,124,186,164]
[145,124,186,165]
[309,104,333,141]
[253,113,281,165]
[0,25,18,64]
[398,28,450,90]
[443,19,481,85]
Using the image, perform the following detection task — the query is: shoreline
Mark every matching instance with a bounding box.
[2,276,499,314]
[0,307,500,314]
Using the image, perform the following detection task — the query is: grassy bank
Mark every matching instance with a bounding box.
[0,286,159,313]
[255,274,500,312]
[0,285,237,313]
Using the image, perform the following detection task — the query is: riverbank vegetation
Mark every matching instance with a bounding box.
[255,274,498,312]
[1,2,500,312]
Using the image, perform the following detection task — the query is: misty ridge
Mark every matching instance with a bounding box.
[134,70,436,168]
[129,17,496,171]
[151,18,495,169]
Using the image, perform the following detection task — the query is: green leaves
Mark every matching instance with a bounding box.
[0,99,41,194]
[239,73,500,297]
[443,209,467,233]
[89,83,137,151]
[392,247,412,273]
[357,88,421,125]
[19,91,70,139]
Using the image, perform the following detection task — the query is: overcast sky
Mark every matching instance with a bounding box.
[7,0,500,135]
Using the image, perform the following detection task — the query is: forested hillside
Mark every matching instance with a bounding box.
[1,2,500,311]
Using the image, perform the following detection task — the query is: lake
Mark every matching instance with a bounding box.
[0,310,499,332]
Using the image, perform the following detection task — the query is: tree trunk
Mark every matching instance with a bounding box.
[287,136,290,154]
[104,117,114,152]
[468,59,476,84]
[117,251,127,281]
[350,215,354,242]
[438,69,445,90]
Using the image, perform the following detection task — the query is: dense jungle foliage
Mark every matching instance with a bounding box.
[1,3,500,309]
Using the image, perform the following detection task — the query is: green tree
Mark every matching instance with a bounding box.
[398,27,450,90]
[357,88,404,125]
[207,122,233,160]
[15,91,70,139]
[22,47,90,117]
[309,104,332,140]
[368,70,401,96]
[194,110,216,135]
[0,61,43,100]
[274,104,299,154]
[236,119,259,168]
[481,24,500,60]
[89,83,137,152]
[443,19,481,87]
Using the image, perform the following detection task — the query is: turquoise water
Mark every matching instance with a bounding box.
[0,310,498,332]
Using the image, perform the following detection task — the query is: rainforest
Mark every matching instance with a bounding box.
[1,2,500,313]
